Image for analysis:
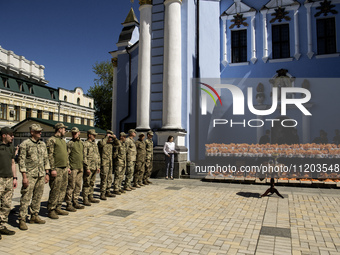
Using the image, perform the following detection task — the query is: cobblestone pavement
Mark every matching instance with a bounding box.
[1,173,340,255]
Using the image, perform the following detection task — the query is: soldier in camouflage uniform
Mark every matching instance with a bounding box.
[112,132,127,195]
[82,129,101,206]
[143,130,154,185]
[18,124,50,230]
[133,133,146,188]
[124,129,137,191]
[98,130,115,200]
[0,127,17,238]
[65,127,84,211]
[46,123,70,219]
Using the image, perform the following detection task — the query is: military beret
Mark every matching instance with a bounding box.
[1,127,14,135]
[55,123,68,129]
[87,129,98,135]
[71,127,79,133]
[29,124,43,132]
[128,129,136,134]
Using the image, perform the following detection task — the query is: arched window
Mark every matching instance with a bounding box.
[89,102,92,108]
[64,95,67,102]
[77,98,80,105]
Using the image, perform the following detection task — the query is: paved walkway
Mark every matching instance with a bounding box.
[1,174,340,255]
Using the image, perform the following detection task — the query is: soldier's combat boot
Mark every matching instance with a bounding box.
[143,181,149,185]
[73,202,85,209]
[138,182,145,186]
[83,197,91,206]
[124,187,132,191]
[89,195,100,203]
[120,189,126,193]
[30,214,46,224]
[113,190,121,195]
[100,193,107,200]
[147,180,153,184]
[19,220,28,230]
[106,192,116,198]
[48,210,59,219]
[133,183,141,188]
[55,208,69,215]
[130,186,136,190]
[66,204,77,212]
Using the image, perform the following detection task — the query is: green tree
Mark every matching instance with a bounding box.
[87,60,113,130]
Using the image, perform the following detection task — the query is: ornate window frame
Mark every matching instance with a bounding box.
[304,0,340,59]
[221,0,257,66]
[260,0,300,63]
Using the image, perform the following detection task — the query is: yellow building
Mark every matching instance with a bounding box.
[0,45,101,143]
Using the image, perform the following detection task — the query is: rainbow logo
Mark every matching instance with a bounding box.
[199,82,223,106]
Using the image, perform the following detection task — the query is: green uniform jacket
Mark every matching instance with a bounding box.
[67,138,84,170]
[19,138,50,177]
[83,139,100,171]
[46,135,68,169]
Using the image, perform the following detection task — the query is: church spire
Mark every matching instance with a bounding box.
[122,7,139,26]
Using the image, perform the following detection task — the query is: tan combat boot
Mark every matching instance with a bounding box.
[19,220,28,230]
[73,202,85,209]
[100,193,107,200]
[83,197,91,206]
[105,192,115,197]
[66,204,77,212]
[30,214,46,224]
[55,208,69,215]
[89,195,100,203]
[48,210,59,219]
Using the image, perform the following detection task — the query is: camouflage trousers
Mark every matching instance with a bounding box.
[83,169,97,198]
[134,161,145,185]
[19,175,45,220]
[65,168,83,205]
[100,160,113,194]
[124,161,135,189]
[113,164,125,192]
[143,159,153,183]
[0,177,13,229]
[48,167,68,212]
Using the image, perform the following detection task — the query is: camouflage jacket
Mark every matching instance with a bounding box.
[46,135,68,169]
[135,140,146,163]
[145,138,154,161]
[98,136,113,164]
[113,138,126,167]
[125,137,137,162]
[19,138,50,177]
[83,139,100,171]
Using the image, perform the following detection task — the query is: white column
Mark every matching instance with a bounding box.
[250,14,257,64]
[136,2,152,130]
[162,0,182,129]
[261,10,269,63]
[294,8,301,60]
[111,57,118,133]
[221,16,228,66]
[305,3,314,59]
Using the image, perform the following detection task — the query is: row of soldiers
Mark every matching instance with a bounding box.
[15,123,153,231]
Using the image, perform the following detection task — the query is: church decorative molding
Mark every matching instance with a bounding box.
[260,0,300,62]
[314,0,338,17]
[221,0,257,65]
[139,0,152,5]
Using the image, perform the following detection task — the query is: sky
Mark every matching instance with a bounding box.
[1,0,140,93]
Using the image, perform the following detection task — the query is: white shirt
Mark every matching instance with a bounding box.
[163,142,176,156]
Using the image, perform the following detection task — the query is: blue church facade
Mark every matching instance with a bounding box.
[110,0,340,169]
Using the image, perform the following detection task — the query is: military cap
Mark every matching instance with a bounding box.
[87,129,98,135]
[128,129,136,134]
[139,132,145,137]
[106,130,114,135]
[55,123,68,129]
[1,127,14,135]
[120,132,127,137]
[29,124,43,132]
[147,130,154,136]
[71,127,79,133]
